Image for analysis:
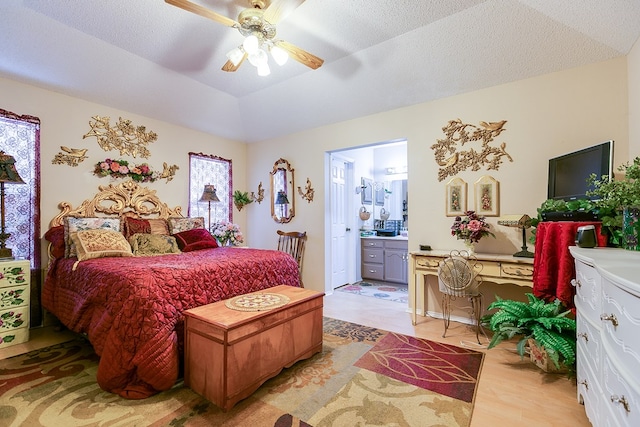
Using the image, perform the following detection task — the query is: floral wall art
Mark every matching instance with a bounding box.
[445,177,467,217]
[431,118,513,181]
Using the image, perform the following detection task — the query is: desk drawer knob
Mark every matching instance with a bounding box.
[600,313,619,327]
[610,395,630,413]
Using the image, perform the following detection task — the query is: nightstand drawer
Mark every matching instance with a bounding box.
[0,284,29,309]
[0,262,29,288]
[0,305,29,333]
[0,327,29,348]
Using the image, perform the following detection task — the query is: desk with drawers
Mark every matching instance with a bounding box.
[410,250,534,325]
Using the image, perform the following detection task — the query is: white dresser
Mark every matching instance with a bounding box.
[0,258,30,348]
[570,247,640,427]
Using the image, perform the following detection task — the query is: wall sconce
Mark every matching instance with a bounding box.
[250,182,265,204]
[497,214,534,258]
[0,151,26,259]
[199,184,220,231]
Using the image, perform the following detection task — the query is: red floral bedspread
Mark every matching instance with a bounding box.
[42,247,301,399]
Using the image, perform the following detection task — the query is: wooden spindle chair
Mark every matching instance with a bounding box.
[277,230,307,287]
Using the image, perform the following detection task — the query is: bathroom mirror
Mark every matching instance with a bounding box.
[270,158,295,223]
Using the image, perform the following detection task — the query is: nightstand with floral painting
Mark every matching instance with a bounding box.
[0,259,30,348]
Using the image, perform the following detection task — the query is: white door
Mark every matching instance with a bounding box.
[330,155,349,289]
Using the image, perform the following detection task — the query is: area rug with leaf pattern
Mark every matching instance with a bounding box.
[335,281,409,304]
[0,318,483,427]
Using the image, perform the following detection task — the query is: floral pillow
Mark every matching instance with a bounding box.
[173,228,219,252]
[129,233,181,256]
[64,217,122,258]
[168,217,205,234]
[70,229,133,268]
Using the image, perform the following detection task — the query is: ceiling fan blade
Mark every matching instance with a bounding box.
[165,0,238,27]
[263,0,305,24]
[275,40,324,70]
[222,53,247,72]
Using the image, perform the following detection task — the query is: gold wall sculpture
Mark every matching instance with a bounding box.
[251,182,265,204]
[51,146,88,167]
[83,116,158,158]
[298,177,314,203]
[431,119,513,181]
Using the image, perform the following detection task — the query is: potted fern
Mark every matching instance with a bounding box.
[482,293,576,373]
[233,190,253,211]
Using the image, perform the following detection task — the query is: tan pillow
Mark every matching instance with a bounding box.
[64,216,122,258]
[129,233,181,256]
[70,229,133,263]
[168,217,205,234]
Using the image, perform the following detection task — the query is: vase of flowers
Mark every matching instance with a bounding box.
[211,221,244,246]
[451,210,494,251]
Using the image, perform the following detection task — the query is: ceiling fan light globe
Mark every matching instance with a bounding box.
[248,49,268,67]
[243,35,260,54]
[257,63,271,76]
[270,45,288,66]
[226,47,244,66]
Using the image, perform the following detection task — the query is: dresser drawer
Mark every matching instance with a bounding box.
[362,263,384,281]
[0,284,29,310]
[362,248,383,264]
[601,276,640,370]
[0,262,29,289]
[0,327,29,348]
[577,313,602,378]
[577,349,602,425]
[602,352,640,427]
[574,259,601,323]
[0,305,29,332]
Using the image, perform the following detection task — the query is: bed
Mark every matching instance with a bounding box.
[42,180,301,399]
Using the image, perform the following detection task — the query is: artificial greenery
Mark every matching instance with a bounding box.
[585,157,640,246]
[482,293,576,372]
[529,198,599,243]
[232,190,253,210]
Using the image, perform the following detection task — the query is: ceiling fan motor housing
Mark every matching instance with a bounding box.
[238,7,276,41]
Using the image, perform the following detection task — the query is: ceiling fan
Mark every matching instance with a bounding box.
[165,0,324,75]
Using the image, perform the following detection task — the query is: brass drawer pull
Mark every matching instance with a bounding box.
[571,278,581,288]
[579,379,589,390]
[610,395,630,413]
[600,313,619,327]
[578,332,588,342]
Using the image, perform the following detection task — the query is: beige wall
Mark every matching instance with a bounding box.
[629,38,640,157]
[0,76,249,262]
[247,58,630,316]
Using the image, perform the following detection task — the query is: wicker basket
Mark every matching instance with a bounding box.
[359,206,371,220]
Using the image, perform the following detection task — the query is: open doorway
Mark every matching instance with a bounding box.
[326,140,407,294]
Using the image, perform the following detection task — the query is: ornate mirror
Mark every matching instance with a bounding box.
[270,158,295,223]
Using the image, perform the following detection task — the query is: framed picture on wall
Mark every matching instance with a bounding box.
[361,177,373,204]
[474,175,500,216]
[445,177,467,216]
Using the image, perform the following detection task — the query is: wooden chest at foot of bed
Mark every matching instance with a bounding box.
[184,285,324,411]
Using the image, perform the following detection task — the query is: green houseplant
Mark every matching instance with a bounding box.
[483,293,576,372]
[233,190,253,211]
[586,157,640,248]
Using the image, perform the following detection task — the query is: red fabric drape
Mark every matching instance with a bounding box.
[533,221,607,310]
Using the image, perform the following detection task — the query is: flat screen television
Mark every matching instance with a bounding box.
[547,140,614,201]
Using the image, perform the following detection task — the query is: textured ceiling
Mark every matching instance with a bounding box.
[1,0,639,143]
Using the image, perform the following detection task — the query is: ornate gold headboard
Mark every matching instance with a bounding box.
[50,180,183,227]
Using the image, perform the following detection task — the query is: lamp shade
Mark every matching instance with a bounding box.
[200,184,220,202]
[0,151,25,184]
[275,190,289,205]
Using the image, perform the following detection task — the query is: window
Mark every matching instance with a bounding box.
[188,152,232,231]
[0,108,41,325]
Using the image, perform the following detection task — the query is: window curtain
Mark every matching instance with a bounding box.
[188,153,232,230]
[0,109,41,326]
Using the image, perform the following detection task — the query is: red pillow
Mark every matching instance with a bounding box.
[173,228,219,252]
[44,225,65,259]
[124,217,151,239]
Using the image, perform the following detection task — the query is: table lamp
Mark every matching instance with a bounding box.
[200,184,220,231]
[497,214,534,258]
[0,151,25,259]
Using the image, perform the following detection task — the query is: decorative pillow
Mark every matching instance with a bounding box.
[64,217,122,258]
[44,225,65,259]
[168,217,205,234]
[70,229,133,264]
[129,233,181,256]
[173,228,219,252]
[124,217,170,239]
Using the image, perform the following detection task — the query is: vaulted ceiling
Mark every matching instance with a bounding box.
[1,0,639,143]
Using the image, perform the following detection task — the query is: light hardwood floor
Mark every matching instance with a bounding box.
[1,292,590,426]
